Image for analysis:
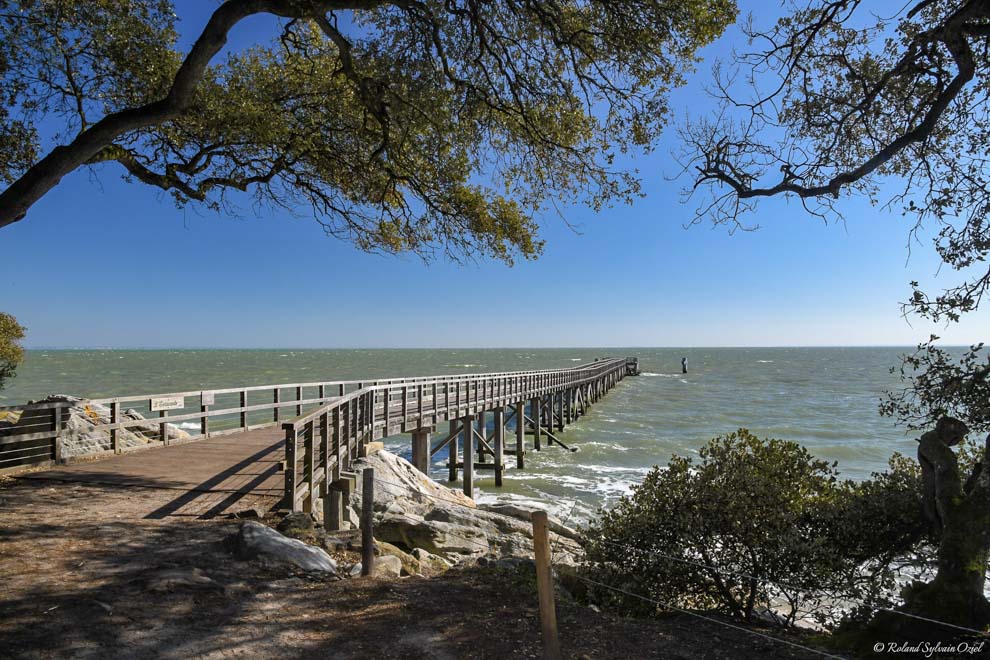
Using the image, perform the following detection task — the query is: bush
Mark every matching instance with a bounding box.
[581,430,930,629]
[0,312,25,390]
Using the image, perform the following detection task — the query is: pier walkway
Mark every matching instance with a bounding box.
[2,358,639,519]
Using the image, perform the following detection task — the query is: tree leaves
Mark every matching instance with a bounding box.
[0,0,736,263]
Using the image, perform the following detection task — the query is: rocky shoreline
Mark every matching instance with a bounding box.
[235,446,584,580]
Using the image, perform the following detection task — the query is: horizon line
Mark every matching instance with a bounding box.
[20,344,971,350]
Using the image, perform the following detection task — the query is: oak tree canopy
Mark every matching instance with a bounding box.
[0,0,735,263]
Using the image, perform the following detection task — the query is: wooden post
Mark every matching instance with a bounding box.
[532,510,561,660]
[284,426,297,510]
[296,386,303,416]
[383,387,390,432]
[240,390,248,429]
[273,388,281,422]
[448,420,459,482]
[531,397,541,451]
[515,401,525,469]
[326,488,343,531]
[411,428,431,474]
[556,391,564,431]
[159,410,168,445]
[52,405,63,464]
[361,468,375,577]
[476,410,487,461]
[200,392,210,438]
[493,406,504,487]
[462,414,474,498]
[303,420,315,513]
[110,401,119,454]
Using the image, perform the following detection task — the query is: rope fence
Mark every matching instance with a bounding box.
[346,462,987,659]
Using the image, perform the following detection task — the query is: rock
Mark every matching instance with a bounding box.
[479,502,582,541]
[228,506,265,520]
[321,535,350,552]
[377,541,422,576]
[144,567,219,593]
[555,564,589,601]
[411,548,452,574]
[349,555,403,578]
[351,449,476,512]
[276,512,318,541]
[375,510,491,558]
[342,504,360,528]
[231,521,337,574]
[344,449,583,564]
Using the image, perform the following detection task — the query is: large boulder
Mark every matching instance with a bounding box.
[347,450,583,565]
[231,521,338,574]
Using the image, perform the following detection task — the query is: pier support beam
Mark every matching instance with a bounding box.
[325,477,352,532]
[462,414,474,498]
[411,428,431,474]
[476,411,487,462]
[447,420,459,482]
[493,406,505,487]
[531,398,541,451]
[515,401,526,469]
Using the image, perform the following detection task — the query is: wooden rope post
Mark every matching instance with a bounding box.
[361,468,375,577]
[531,510,561,660]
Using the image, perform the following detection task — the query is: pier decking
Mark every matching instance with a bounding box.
[2,357,639,519]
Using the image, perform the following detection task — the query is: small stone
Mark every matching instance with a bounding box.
[321,536,350,552]
[144,567,219,593]
[228,506,265,520]
[348,555,402,578]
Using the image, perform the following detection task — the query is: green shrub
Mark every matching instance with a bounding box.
[581,430,931,629]
[0,312,24,390]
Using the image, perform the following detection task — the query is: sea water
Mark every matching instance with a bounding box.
[3,347,928,518]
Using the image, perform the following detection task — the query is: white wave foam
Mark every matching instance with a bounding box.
[757,360,774,363]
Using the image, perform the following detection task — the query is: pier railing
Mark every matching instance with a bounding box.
[0,357,639,474]
[281,357,635,511]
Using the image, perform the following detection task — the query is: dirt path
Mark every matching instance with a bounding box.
[0,477,829,659]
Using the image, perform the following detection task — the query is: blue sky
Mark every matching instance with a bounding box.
[2,1,987,348]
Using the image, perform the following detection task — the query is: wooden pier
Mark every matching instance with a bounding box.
[1,357,640,518]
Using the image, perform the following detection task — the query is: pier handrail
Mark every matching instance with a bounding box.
[280,357,633,510]
[0,356,638,475]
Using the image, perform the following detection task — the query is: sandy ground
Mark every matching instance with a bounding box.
[0,476,831,659]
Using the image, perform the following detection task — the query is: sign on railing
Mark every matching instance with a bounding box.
[150,396,184,412]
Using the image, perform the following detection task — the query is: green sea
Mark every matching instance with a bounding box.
[4,347,923,517]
